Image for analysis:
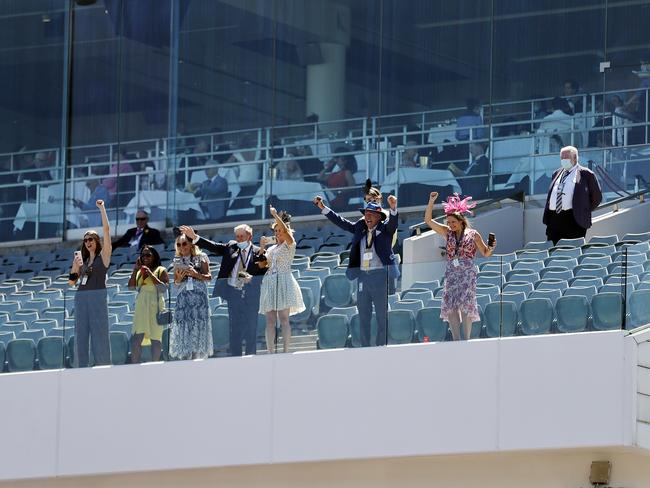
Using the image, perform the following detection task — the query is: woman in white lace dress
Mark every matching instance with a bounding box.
[258,206,305,353]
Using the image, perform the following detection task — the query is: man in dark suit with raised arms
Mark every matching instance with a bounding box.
[313,195,400,346]
[180,224,267,356]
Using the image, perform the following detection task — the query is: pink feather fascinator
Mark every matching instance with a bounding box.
[442,193,477,216]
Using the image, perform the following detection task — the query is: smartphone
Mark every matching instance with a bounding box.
[487,233,496,247]
[74,250,81,261]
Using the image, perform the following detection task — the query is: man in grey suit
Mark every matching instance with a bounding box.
[542,146,602,245]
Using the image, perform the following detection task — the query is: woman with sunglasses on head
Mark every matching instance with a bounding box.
[68,199,112,367]
[128,245,169,363]
[169,233,212,360]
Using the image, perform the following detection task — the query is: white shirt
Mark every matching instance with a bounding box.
[549,165,578,211]
[229,243,252,287]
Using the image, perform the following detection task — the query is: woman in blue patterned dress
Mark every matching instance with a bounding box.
[170,233,213,359]
[424,192,497,340]
[258,206,305,353]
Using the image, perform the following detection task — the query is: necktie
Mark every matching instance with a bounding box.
[237,249,246,274]
[555,170,570,213]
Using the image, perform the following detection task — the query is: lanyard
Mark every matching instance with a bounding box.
[452,230,465,258]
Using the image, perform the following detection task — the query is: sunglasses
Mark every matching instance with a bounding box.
[135,217,147,221]
[83,237,95,243]
[176,241,189,247]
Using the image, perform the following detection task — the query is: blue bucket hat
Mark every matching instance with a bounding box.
[359,201,388,220]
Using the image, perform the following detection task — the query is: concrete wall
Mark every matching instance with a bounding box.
[0,330,634,482]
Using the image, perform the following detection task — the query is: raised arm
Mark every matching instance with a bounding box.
[424,192,449,236]
[180,224,229,255]
[385,195,399,235]
[313,195,356,234]
[270,205,295,245]
[97,200,112,267]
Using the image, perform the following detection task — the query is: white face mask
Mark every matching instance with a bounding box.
[236,241,249,250]
[560,158,573,170]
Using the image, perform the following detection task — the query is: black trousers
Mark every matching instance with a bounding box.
[225,286,260,356]
[356,269,389,346]
[545,209,587,245]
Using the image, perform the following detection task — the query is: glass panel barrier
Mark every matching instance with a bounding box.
[6,235,650,372]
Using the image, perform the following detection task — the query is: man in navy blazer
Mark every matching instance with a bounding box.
[542,146,602,245]
[180,224,266,356]
[313,195,400,346]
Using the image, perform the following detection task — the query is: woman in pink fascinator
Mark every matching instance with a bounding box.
[423,192,497,341]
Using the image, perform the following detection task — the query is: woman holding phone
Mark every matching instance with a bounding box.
[68,199,112,367]
[169,233,212,360]
[258,206,305,353]
[128,245,168,363]
[424,192,496,341]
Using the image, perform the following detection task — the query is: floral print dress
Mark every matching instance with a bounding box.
[440,228,480,322]
[170,253,213,359]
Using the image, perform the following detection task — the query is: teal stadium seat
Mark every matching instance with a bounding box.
[523,240,553,251]
[578,254,611,267]
[555,295,589,333]
[317,314,349,349]
[512,259,544,273]
[349,313,378,347]
[18,329,45,343]
[109,331,130,365]
[629,289,650,329]
[392,299,424,316]
[574,265,607,279]
[544,256,578,270]
[410,280,441,294]
[563,285,599,302]
[0,331,15,347]
[529,288,562,306]
[556,237,586,247]
[6,339,36,372]
[502,281,534,296]
[588,235,619,246]
[37,337,65,369]
[387,310,415,344]
[583,244,616,256]
[290,288,313,325]
[484,301,517,337]
[550,246,582,259]
[328,306,357,322]
[518,249,549,260]
[210,315,230,356]
[416,307,448,342]
[322,274,353,308]
[519,298,554,335]
[401,289,434,302]
[591,292,623,330]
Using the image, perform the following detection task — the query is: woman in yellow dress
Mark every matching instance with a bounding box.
[128,245,169,362]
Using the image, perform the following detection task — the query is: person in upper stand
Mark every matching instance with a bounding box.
[112,209,164,250]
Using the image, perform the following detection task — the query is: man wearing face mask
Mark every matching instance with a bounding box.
[542,146,602,245]
[179,224,266,356]
[313,194,399,347]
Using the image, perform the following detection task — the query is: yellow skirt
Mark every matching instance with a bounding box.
[132,286,165,342]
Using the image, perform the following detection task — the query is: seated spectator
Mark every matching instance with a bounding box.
[401,141,419,168]
[455,98,486,141]
[563,79,583,114]
[112,209,164,250]
[187,139,211,169]
[16,151,52,199]
[74,176,111,227]
[317,147,357,211]
[193,165,228,221]
[275,150,304,180]
[537,97,577,150]
[447,142,490,200]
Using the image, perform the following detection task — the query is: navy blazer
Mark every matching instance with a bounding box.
[112,225,164,250]
[542,164,602,229]
[323,208,400,280]
[195,237,266,298]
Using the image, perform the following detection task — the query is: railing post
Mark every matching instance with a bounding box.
[35,183,41,240]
